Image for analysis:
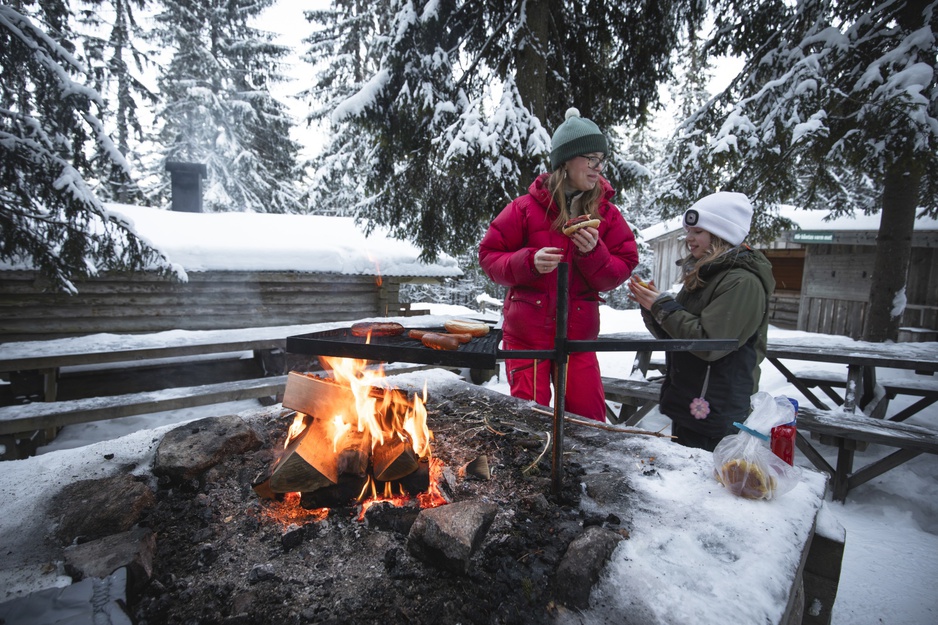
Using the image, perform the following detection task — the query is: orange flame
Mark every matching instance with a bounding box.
[321,355,433,458]
[284,413,308,449]
[416,457,448,509]
[368,254,383,288]
[262,492,329,527]
[270,356,443,524]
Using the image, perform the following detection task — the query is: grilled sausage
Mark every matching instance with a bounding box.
[421,332,461,351]
[410,329,472,343]
[350,321,405,337]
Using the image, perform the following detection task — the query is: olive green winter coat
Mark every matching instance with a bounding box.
[641,246,776,439]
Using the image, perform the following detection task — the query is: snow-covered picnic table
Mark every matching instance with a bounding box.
[568,428,831,625]
[764,336,938,418]
[598,332,938,502]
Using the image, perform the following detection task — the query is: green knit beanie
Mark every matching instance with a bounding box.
[550,107,608,171]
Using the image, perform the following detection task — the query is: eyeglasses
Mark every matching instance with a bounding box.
[578,155,606,170]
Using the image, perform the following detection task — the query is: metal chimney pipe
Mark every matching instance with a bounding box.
[165,161,207,212]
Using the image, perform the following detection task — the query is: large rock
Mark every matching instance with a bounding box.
[50,474,154,544]
[153,415,262,483]
[407,499,497,574]
[554,525,625,609]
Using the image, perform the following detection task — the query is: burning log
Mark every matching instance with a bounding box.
[282,371,366,419]
[256,367,431,503]
[372,434,419,482]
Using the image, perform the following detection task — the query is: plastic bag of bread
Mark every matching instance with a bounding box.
[712,392,802,500]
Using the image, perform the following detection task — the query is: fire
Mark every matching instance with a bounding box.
[368,254,383,288]
[271,356,444,522]
[261,492,329,527]
[284,413,308,449]
[318,355,433,458]
[416,457,448,509]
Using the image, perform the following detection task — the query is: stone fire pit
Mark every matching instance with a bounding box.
[1,370,828,625]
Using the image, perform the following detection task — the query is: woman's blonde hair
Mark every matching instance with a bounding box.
[681,234,736,291]
[546,168,604,232]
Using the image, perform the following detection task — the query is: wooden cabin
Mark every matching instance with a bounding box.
[639,207,938,340]
[0,205,463,343]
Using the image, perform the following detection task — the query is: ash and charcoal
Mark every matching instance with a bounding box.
[76,383,638,624]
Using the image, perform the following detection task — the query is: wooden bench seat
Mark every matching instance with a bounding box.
[795,368,938,394]
[794,406,938,501]
[793,368,938,423]
[0,376,289,459]
[601,376,662,426]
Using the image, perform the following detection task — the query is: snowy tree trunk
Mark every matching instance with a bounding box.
[515,0,548,122]
[862,163,921,343]
[513,0,549,191]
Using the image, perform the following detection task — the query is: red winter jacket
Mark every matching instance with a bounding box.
[479,173,638,345]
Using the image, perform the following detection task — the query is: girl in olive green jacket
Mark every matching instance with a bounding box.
[629,192,775,451]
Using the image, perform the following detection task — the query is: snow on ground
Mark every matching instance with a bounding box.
[2,304,937,624]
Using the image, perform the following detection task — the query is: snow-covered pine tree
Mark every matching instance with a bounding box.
[303,0,705,262]
[75,0,157,204]
[657,0,937,342]
[0,2,176,294]
[149,0,304,213]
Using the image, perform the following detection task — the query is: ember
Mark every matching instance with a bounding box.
[253,357,448,518]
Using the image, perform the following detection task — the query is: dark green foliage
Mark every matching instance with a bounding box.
[0,3,175,293]
[659,0,937,338]
[304,0,706,262]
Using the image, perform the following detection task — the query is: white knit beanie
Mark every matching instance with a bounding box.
[682,192,753,246]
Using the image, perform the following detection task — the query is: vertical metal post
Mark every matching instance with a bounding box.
[551,263,569,496]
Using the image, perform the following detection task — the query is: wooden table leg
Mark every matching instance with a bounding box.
[832,441,855,502]
[41,367,58,402]
[769,357,832,410]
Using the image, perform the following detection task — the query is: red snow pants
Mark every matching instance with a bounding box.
[503,347,606,421]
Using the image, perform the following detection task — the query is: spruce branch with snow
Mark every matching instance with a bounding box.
[0,3,176,294]
[302,0,703,262]
[657,0,938,341]
[75,0,158,205]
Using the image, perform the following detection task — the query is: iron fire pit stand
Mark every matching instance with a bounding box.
[285,262,738,497]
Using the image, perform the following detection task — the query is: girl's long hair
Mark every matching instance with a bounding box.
[681,234,736,291]
[546,168,604,232]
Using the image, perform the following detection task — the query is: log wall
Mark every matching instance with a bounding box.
[768,292,800,329]
[797,244,938,339]
[0,270,413,342]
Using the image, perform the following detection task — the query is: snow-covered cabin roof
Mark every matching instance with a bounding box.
[638,205,938,244]
[105,204,463,278]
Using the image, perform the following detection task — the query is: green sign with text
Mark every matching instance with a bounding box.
[792,231,834,243]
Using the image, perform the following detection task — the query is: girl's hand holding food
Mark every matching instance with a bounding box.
[627,275,659,310]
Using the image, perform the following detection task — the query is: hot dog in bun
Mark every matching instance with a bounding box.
[562,215,601,237]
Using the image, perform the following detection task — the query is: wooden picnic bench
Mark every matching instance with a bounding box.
[0,320,471,460]
[0,323,342,459]
[795,406,938,501]
[789,368,938,423]
[601,376,662,425]
[0,376,290,454]
[597,332,938,502]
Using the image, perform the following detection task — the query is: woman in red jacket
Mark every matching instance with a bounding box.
[479,108,639,421]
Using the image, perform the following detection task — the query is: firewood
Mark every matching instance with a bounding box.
[263,419,336,492]
[372,434,419,482]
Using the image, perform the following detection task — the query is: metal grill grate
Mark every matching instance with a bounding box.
[286,327,502,370]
